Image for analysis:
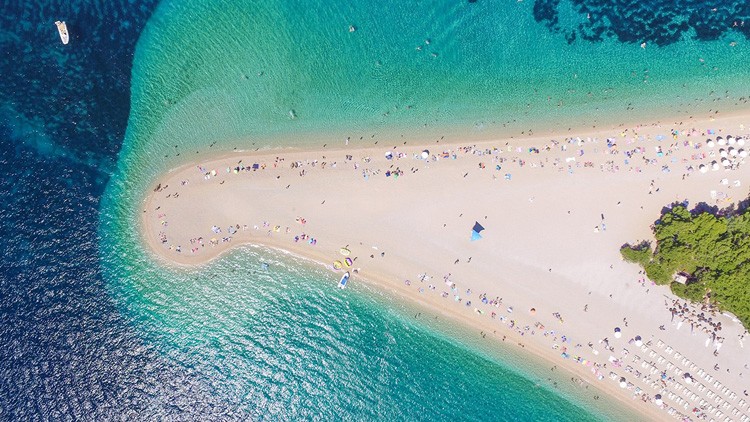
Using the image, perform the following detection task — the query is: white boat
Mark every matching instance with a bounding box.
[338,271,350,289]
[55,21,69,45]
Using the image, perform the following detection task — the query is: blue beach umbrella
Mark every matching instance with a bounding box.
[470,222,485,241]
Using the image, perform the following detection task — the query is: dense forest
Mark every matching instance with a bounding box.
[620,202,750,329]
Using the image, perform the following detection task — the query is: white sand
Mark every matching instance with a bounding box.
[141,115,750,421]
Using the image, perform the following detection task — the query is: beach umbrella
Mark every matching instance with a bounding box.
[738,138,745,146]
[722,158,731,167]
[421,150,430,159]
[711,161,720,171]
[699,164,707,173]
[619,377,627,388]
[655,394,663,406]
[717,137,726,146]
[471,222,485,241]
[529,308,536,315]
[719,149,727,158]
[728,136,736,145]
[684,373,693,384]
[739,149,747,158]
[706,139,715,148]
[385,151,393,160]
[634,335,643,347]
[730,148,738,156]
[614,327,622,338]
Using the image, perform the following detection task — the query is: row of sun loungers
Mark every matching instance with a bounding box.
[626,339,749,420]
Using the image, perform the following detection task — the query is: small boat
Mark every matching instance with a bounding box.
[55,21,69,45]
[338,271,350,289]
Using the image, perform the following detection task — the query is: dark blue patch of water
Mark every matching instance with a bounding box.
[533,0,750,46]
[1,0,157,170]
[0,1,235,419]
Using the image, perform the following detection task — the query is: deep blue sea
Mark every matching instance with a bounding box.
[3,0,750,419]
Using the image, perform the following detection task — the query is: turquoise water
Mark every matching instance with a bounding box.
[100,0,750,419]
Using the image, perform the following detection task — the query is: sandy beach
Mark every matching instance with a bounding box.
[141,114,750,421]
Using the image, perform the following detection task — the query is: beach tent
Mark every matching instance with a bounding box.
[471,222,485,241]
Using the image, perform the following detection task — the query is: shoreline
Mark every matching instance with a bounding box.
[140,113,750,421]
[151,104,750,175]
